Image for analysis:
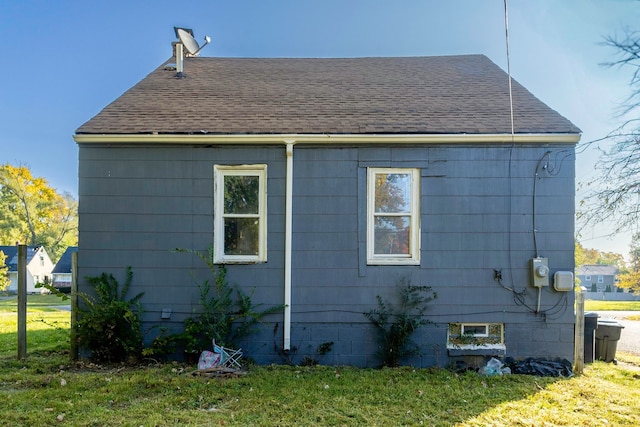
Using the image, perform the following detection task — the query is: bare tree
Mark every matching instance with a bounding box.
[578,30,640,235]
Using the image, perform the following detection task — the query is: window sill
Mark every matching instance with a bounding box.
[214,257,267,264]
[367,258,420,266]
[447,344,506,357]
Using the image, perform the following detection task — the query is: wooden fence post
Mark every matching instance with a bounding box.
[17,245,27,360]
[70,251,78,361]
[574,287,585,375]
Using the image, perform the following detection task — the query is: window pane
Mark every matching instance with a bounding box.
[374,216,410,254]
[462,325,488,336]
[224,176,259,214]
[374,173,411,213]
[224,218,259,255]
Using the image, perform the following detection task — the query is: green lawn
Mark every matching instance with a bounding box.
[584,300,640,311]
[1,298,639,426]
[0,293,69,311]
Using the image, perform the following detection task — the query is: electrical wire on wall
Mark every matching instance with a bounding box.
[494,266,569,320]
[532,151,552,258]
[533,149,575,258]
[498,0,570,320]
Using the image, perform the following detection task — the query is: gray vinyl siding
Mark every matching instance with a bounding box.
[78,142,575,367]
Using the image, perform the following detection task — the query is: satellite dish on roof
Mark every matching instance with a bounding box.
[171,27,212,78]
[174,27,211,57]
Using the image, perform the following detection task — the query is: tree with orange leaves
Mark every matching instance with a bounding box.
[0,164,77,261]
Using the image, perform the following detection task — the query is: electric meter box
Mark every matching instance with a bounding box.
[553,271,574,292]
[531,257,549,288]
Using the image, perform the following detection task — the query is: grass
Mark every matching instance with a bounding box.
[0,293,69,310]
[1,297,639,426]
[584,300,640,312]
[584,300,640,320]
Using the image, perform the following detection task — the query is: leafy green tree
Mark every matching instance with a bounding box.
[597,251,626,267]
[575,240,599,267]
[0,250,10,291]
[0,164,77,261]
[575,240,625,269]
[618,232,640,294]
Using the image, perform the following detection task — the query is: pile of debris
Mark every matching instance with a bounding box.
[190,340,245,377]
[479,357,573,377]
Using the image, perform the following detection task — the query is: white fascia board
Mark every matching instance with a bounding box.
[74,133,581,145]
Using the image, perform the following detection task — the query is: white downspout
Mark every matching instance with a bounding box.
[284,140,295,350]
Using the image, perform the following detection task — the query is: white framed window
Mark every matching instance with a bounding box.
[597,275,604,283]
[367,167,420,265]
[447,323,505,352]
[461,324,489,338]
[584,275,591,282]
[213,164,267,264]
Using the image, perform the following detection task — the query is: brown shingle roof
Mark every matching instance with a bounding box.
[577,265,620,276]
[76,55,580,136]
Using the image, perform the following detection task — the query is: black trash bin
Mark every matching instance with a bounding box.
[595,318,625,363]
[584,312,598,363]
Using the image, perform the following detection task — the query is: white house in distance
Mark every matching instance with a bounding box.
[0,245,54,293]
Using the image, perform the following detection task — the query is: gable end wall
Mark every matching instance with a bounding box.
[77,142,576,366]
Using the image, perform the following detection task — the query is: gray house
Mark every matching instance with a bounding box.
[577,265,619,292]
[74,51,580,367]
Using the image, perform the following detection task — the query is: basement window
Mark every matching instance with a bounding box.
[213,164,267,264]
[461,324,489,338]
[447,323,505,356]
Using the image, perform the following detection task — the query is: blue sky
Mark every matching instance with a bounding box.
[0,0,638,256]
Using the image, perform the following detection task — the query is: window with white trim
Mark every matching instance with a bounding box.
[447,323,505,350]
[461,324,489,337]
[214,165,267,263]
[597,275,604,283]
[367,168,420,265]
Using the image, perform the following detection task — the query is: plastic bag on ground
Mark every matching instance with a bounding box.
[481,357,511,376]
[505,357,573,377]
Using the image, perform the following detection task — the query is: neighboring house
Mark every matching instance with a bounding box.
[0,245,54,294]
[577,265,620,292]
[74,47,581,366]
[52,246,78,289]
